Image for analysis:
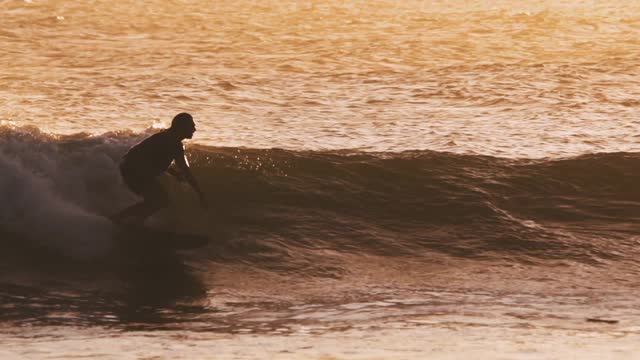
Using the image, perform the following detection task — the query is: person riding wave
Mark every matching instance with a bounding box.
[110,112,207,225]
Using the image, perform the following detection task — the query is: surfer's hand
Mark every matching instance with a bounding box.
[167,167,186,181]
[174,173,187,182]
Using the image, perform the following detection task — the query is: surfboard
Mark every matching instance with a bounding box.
[116,224,209,250]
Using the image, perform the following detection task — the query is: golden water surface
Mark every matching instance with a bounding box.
[2,0,640,156]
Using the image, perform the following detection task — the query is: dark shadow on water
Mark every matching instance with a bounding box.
[111,247,209,329]
[0,242,209,330]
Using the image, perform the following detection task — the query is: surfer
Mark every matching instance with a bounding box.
[110,112,207,225]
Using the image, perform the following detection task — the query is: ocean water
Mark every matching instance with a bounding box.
[2,1,640,359]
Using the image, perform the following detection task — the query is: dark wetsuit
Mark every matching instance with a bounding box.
[120,130,183,205]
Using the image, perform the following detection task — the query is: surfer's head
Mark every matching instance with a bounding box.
[170,112,196,139]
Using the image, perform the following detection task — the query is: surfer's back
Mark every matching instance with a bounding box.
[122,130,182,177]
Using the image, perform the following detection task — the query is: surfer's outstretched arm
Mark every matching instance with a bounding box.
[175,151,208,209]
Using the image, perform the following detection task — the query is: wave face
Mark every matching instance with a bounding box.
[1,126,640,272]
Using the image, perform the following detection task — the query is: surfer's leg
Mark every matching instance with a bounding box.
[109,201,149,225]
[111,177,168,225]
[110,164,147,224]
[136,179,169,220]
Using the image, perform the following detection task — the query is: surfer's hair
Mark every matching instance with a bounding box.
[171,112,194,129]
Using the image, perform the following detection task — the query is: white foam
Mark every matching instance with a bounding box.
[0,126,147,259]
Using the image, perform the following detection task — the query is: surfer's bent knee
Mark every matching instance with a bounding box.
[144,182,169,209]
[154,192,169,209]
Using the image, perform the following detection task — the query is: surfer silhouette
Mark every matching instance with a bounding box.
[110,112,207,226]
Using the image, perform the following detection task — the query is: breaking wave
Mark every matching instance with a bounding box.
[1,126,639,271]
